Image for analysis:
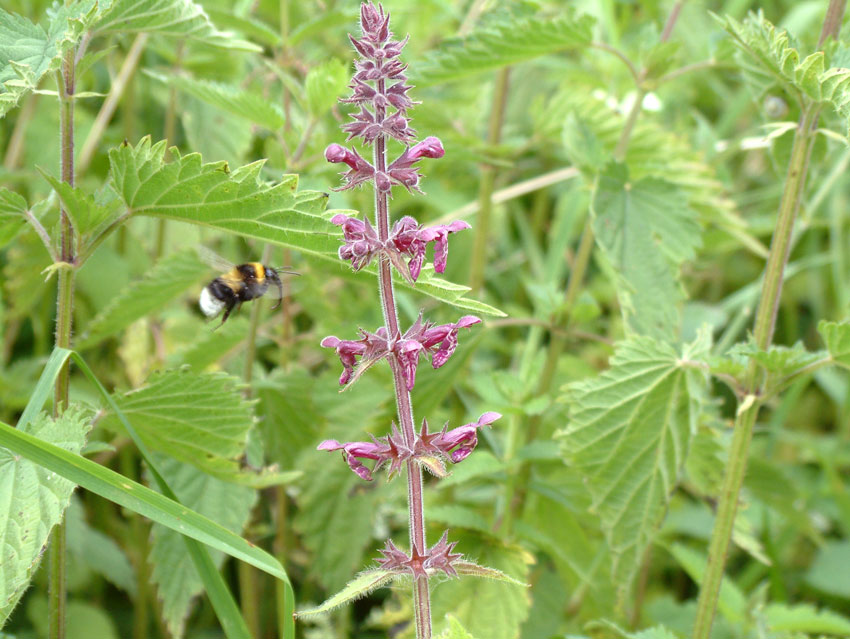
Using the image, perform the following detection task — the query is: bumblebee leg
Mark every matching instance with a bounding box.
[271,279,283,310]
[215,299,238,330]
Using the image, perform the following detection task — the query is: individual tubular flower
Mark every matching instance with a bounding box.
[318,422,411,480]
[331,213,383,270]
[390,216,470,281]
[395,315,482,390]
[320,327,389,386]
[415,412,502,463]
[325,143,375,190]
[386,137,446,193]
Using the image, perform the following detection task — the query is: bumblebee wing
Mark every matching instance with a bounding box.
[196,246,236,273]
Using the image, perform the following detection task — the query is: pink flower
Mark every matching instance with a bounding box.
[317,438,391,481]
[395,315,482,389]
[325,144,375,190]
[320,327,388,386]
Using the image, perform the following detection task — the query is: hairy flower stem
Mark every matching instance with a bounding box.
[468,67,511,292]
[373,88,433,637]
[49,43,78,639]
[693,104,821,639]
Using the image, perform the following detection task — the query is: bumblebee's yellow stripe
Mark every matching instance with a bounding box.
[250,262,265,283]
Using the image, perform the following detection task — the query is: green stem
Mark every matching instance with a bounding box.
[692,105,822,639]
[50,41,77,639]
[468,67,511,292]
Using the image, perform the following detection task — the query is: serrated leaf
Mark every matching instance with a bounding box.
[93,0,260,51]
[0,407,90,625]
[108,137,502,316]
[764,603,850,635]
[819,319,850,368]
[146,71,285,130]
[149,457,257,639]
[40,172,122,239]
[99,369,254,481]
[430,532,532,639]
[305,59,348,116]
[0,4,95,117]
[296,569,396,617]
[77,249,209,349]
[719,12,850,131]
[591,163,701,339]
[558,333,710,592]
[0,187,28,248]
[412,10,594,85]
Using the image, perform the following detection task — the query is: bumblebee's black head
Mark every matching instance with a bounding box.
[264,266,283,309]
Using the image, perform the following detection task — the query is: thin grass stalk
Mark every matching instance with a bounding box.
[468,67,510,292]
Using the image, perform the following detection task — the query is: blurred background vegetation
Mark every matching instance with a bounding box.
[1,0,849,638]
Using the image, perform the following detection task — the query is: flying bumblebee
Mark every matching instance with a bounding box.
[197,248,297,327]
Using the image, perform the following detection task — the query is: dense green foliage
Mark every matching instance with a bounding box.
[1,0,850,638]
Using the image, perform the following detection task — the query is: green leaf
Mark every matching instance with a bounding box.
[40,171,122,239]
[718,12,850,131]
[430,532,532,639]
[436,615,478,639]
[764,603,850,635]
[558,332,710,592]
[77,249,209,349]
[412,10,594,85]
[149,457,257,638]
[0,187,28,248]
[0,4,94,117]
[66,497,136,596]
[296,569,396,617]
[168,316,248,370]
[145,71,285,130]
[591,163,701,339]
[99,368,255,482]
[819,319,850,368]
[108,137,502,316]
[305,59,348,116]
[0,408,90,625]
[93,0,260,51]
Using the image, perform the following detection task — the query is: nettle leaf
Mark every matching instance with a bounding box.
[719,12,850,131]
[40,172,122,240]
[430,532,532,639]
[99,369,255,482]
[145,71,285,130]
[296,569,396,618]
[412,10,594,85]
[0,407,91,625]
[0,3,95,117]
[108,137,502,316]
[305,59,349,116]
[819,319,850,368]
[558,332,710,592]
[148,457,256,639]
[93,0,259,51]
[0,187,28,248]
[591,163,701,340]
[77,249,209,349]
[711,339,826,395]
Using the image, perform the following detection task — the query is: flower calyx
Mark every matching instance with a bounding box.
[377,531,462,579]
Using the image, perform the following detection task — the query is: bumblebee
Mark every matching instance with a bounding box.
[198,248,296,327]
